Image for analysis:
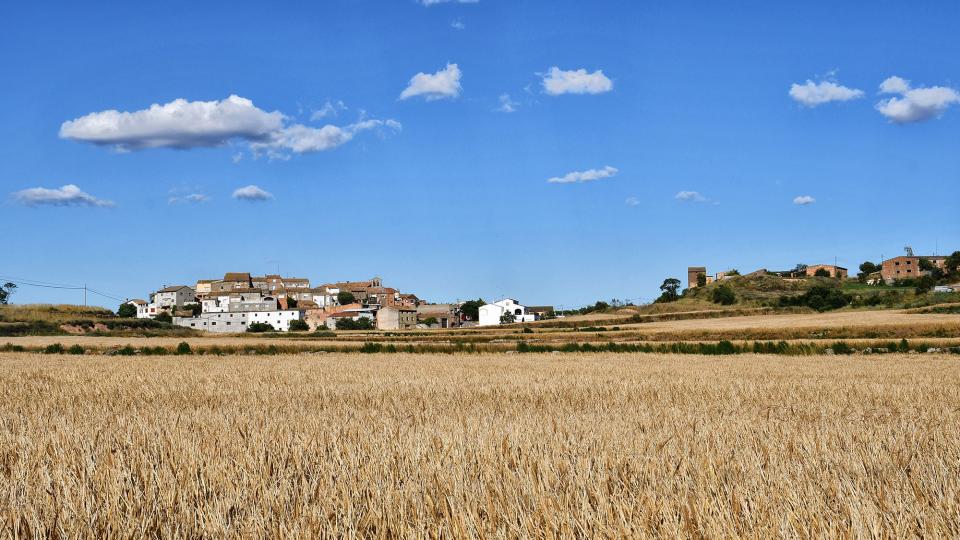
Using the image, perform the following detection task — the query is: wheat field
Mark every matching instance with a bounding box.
[2,352,960,537]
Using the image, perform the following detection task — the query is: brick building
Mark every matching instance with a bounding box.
[881,256,948,284]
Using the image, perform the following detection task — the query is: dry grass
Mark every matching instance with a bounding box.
[0,304,113,323]
[2,352,960,537]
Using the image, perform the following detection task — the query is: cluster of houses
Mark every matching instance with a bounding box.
[688,249,958,291]
[126,273,554,333]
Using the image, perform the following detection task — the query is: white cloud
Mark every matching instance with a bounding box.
[419,0,478,5]
[793,195,816,205]
[400,63,462,101]
[495,93,518,113]
[876,76,960,124]
[625,197,640,206]
[232,185,273,201]
[310,100,346,121]
[250,119,401,159]
[59,95,284,151]
[546,166,618,184]
[450,18,465,30]
[168,193,209,205]
[12,184,114,207]
[675,191,708,203]
[61,96,398,158]
[789,80,864,107]
[542,67,613,96]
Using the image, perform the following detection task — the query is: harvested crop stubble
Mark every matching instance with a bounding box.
[2,352,960,537]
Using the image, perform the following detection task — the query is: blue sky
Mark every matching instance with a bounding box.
[2,1,958,308]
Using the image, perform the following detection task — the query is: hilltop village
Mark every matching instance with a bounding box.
[125,273,555,332]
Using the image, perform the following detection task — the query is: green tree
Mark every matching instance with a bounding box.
[247,322,275,332]
[117,302,138,318]
[858,261,880,282]
[947,251,960,276]
[337,291,356,305]
[656,278,681,303]
[287,297,298,308]
[0,282,16,305]
[916,275,936,294]
[813,268,831,278]
[421,317,439,327]
[336,317,374,330]
[155,311,173,323]
[288,319,309,331]
[500,311,516,324]
[712,285,736,305]
[696,272,707,287]
[918,258,935,272]
[183,303,202,316]
[459,299,485,321]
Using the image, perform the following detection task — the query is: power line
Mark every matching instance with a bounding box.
[0,275,127,304]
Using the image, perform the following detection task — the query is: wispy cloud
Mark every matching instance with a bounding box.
[793,195,816,205]
[789,79,864,107]
[12,184,114,207]
[547,166,618,184]
[450,18,465,30]
[495,93,518,113]
[310,100,347,121]
[625,197,640,206]
[400,63,462,101]
[419,0,478,5]
[876,76,960,123]
[542,67,613,96]
[675,191,711,203]
[168,193,209,205]
[232,185,273,201]
[250,119,401,159]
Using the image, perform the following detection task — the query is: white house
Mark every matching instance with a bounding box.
[246,309,304,332]
[126,299,150,318]
[175,311,250,333]
[478,299,535,326]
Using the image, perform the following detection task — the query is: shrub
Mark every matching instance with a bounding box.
[117,303,138,318]
[336,318,375,331]
[831,341,852,355]
[67,344,85,355]
[716,340,737,355]
[43,343,64,354]
[155,312,173,324]
[360,342,383,353]
[712,285,736,305]
[288,320,310,332]
[779,286,850,311]
[247,322,275,333]
[113,345,136,356]
[175,341,192,355]
[312,330,336,338]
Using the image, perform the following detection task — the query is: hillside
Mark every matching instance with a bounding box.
[0,304,197,337]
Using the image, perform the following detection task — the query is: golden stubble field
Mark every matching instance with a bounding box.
[2,352,960,538]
